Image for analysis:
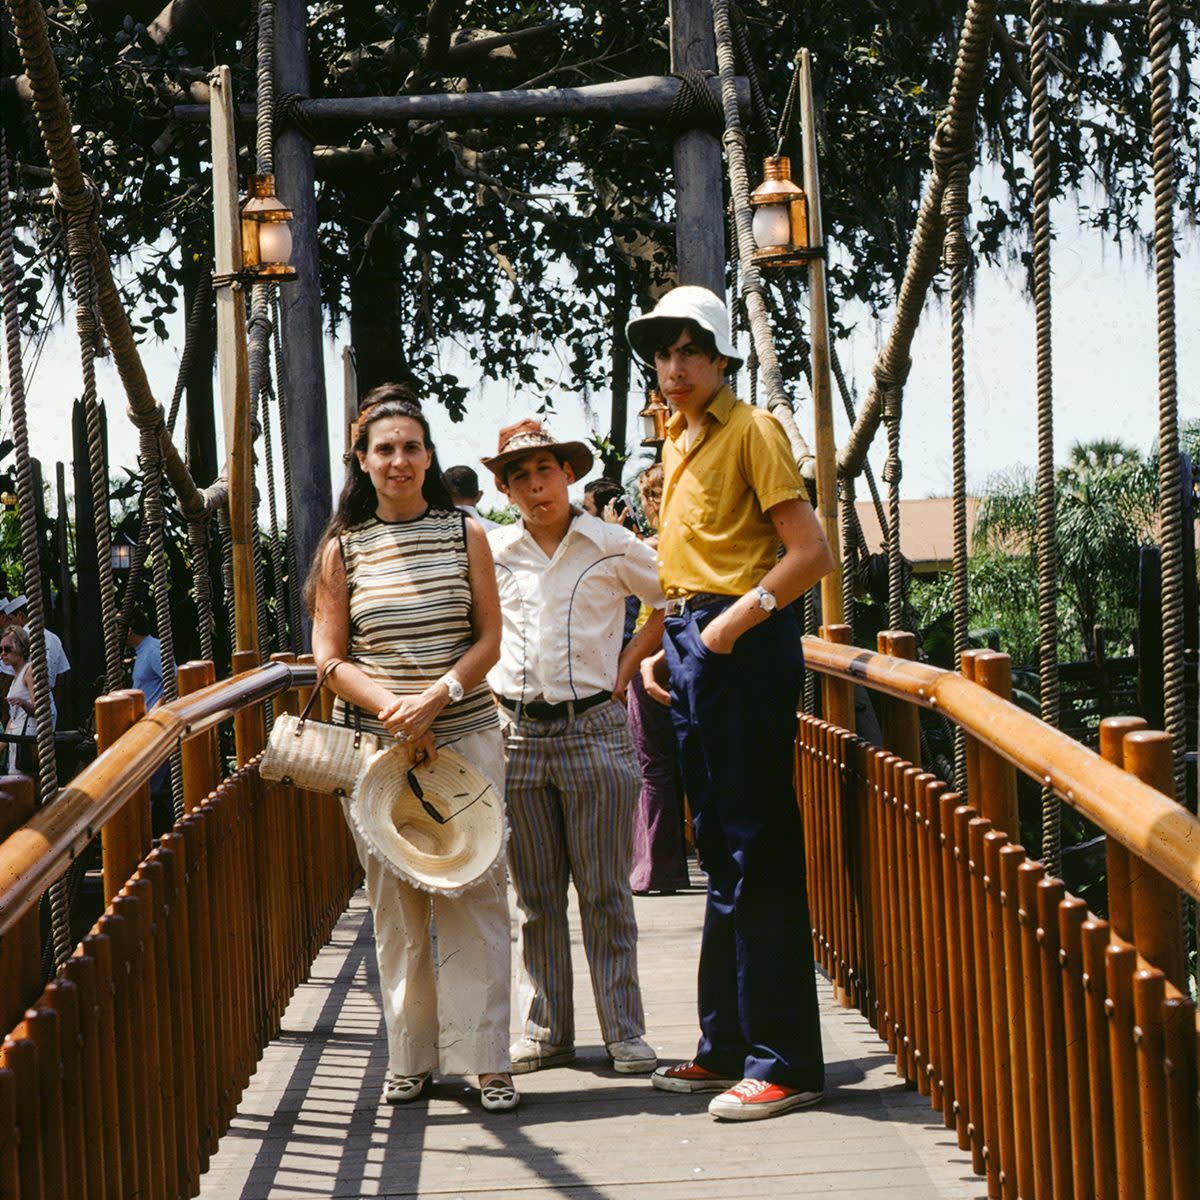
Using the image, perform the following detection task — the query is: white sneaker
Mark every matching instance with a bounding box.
[607,1036,658,1074]
[509,1036,576,1074]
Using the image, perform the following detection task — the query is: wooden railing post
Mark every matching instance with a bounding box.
[877,630,919,765]
[973,652,1019,840]
[1119,731,1186,990]
[97,691,143,904]
[178,660,219,812]
[959,649,986,801]
[232,650,266,765]
[1098,716,1146,944]
[820,623,855,732]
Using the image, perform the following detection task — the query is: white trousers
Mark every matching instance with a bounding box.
[343,725,512,1076]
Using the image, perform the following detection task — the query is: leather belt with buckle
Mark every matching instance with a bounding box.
[498,691,610,721]
[664,592,734,617]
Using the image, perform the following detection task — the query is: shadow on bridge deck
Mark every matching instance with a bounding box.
[199,873,985,1199]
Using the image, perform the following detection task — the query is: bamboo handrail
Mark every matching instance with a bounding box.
[801,636,1200,904]
[0,661,317,938]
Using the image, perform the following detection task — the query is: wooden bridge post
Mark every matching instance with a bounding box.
[178,659,220,811]
[232,650,267,765]
[1119,731,1186,990]
[878,631,918,763]
[973,653,1018,840]
[97,691,144,903]
[1098,715,1145,944]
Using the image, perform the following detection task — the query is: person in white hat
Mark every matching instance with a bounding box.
[2,595,71,710]
[482,418,666,1077]
[626,285,835,1121]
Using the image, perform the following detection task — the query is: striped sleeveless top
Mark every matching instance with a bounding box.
[333,508,497,740]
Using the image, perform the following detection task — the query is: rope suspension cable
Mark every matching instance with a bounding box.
[943,155,972,795]
[259,364,292,652]
[1029,0,1063,875]
[1147,0,1187,805]
[709,0,814,477]
[838,0,1000,483]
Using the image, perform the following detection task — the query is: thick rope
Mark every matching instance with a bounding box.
[1148,0,1186,804]
[665,69,725,138]
[130,404,184,817]
[944,156,971,795]
[189,518,215,664]
[1030,0,1062,874]
[166,265,213,440]
[839,475,857,641]
[883,384,905,627]
[838,0,1000,481]
[710,0,814,475]
[260,370,292,652]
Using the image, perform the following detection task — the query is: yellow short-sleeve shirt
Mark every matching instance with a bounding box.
[657,386,806,597]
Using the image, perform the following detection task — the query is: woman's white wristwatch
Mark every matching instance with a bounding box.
[440,673,465,703]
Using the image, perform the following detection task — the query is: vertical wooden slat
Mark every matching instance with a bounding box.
[1105,941,1143,1199]
[43,980,86,1200]
[969,816,1001,1195]
[1,1034,42,1200]
[1000,844,1033,1200]
[1036,878,1074,1200]
[820,624,855,732]
[1132,968,1170,1198]
[1162,996,1198,1199]
[901,766,929,1094]
[178,660,219,813]
[981,828,1013,1199]
[1058,897,1094,1198]
[941,793,971,1150]
[61,953,107,1200]
[916,774,948,1114]
[954,803,986,1178]
[24,1005,66,1200]
[1017,859,1051,1199]
[82,929,125,1200]
[0,1066,18,1200]
[1081,918,1118,1199]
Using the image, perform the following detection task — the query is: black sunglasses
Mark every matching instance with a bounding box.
[406,764,490,825]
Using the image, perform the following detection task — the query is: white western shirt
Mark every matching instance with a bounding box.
[488,510,665,703]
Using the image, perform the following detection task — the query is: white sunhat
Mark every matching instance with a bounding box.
[4,594,27,615]
[349,745,507,896]
[625,285,743,370]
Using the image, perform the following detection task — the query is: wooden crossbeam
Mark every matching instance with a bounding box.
[173,74,749,125]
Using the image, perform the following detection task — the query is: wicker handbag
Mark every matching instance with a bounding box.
[260,659,380,797]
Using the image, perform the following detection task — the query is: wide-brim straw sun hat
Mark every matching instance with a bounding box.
[625,285,744,370]
[349,745,507,896]
[480,417,594,483]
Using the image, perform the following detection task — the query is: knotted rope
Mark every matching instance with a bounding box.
[271,293,303,651]
[838,0,1000,482]
[1030,0,1062,875]
[710,0,814,475]
[665,69,725,138]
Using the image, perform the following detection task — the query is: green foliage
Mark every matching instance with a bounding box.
[5,2,1197,422]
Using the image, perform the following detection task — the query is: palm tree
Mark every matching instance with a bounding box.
[974,439,1156,659]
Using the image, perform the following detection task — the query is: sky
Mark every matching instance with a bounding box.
[9,191,1197,519]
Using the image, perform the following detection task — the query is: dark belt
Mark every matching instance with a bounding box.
[498,691,610,721]
[664,591,735,617]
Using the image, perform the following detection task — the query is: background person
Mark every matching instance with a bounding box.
[127,608,174,834]
[628,286,834,1122]
[444,464,500,530]
[2,623,56,775]
[625,465,690,896]
[2,595,70,711]
[308,381,518,1114]
[483,419,665,1076]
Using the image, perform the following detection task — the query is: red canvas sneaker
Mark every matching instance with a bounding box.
[707,1078,824,1121]
[651,1060,741,1094]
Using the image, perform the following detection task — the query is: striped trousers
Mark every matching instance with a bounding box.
[500,699,646,1046]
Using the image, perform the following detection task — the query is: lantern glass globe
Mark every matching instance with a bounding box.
[752,204,792,250]
[258,220,293,267]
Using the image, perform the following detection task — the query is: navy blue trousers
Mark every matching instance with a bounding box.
[664,601,824,1091]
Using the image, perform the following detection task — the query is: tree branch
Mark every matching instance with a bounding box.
[423,0,466,67]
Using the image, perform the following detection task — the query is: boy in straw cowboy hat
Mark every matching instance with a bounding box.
[482,419,666,1076]
[626,285,835,1121]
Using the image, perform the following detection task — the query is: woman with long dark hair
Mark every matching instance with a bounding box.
[308,382,517,1112]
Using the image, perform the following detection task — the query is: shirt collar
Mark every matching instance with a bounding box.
[666,384,737,437]
[513,506,603,551]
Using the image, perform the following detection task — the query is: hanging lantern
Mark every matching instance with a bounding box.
[240,174,297,281]
[110,533,136,572]
[0,492,16,512]
[639,390,670,448]
[749,156,814,267]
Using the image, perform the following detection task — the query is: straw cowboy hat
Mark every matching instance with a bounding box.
[349,745,507,895]
[480,418,594,483]
[625,285,744,370]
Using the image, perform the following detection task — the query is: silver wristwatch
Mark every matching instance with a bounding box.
[441,674,465,703]
[753,584,778,614]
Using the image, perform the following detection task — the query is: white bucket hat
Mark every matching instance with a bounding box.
[349,745,506,896]
[625,285,743,370]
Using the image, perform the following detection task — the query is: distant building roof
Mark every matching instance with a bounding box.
[854,497,981,571]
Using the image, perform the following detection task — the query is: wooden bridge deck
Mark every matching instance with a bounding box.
[199,875,984,1199]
